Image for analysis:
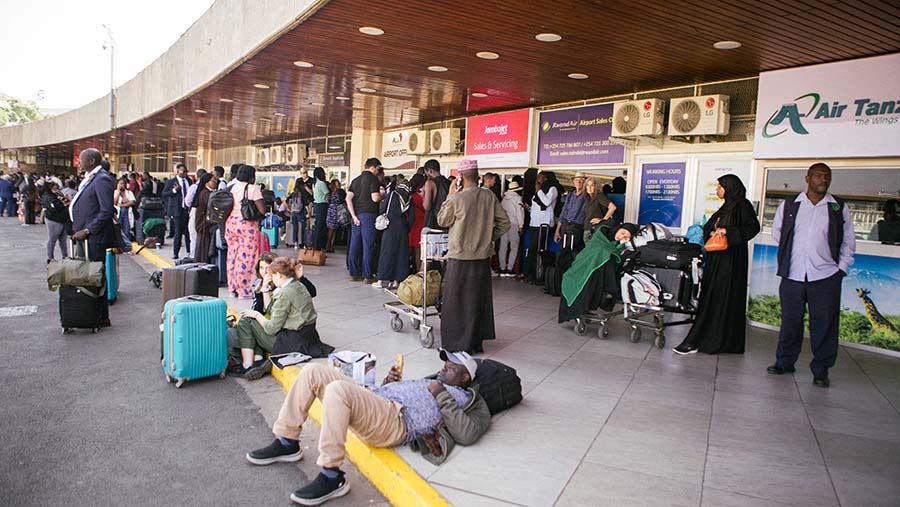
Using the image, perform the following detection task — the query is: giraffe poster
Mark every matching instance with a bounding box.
[748,244,900,352]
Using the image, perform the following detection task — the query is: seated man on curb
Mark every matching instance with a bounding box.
[246,349,491,506]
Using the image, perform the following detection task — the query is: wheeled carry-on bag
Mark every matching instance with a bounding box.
[534,224,555,283]
[106,248,118,304]
[642,266,697,311]
[162,296,228,388]
[60,286,105,334]
[262,226,279,248]
[161,263,219,309]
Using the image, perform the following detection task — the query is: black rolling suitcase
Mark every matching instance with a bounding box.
[60,286,105,333]
[639,239,702,269]
[642,266,697,311]
[533,224,555,283]
[161,263,219,309]
[543,233,575,297]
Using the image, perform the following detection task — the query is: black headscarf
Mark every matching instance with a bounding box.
[711,174,747,226]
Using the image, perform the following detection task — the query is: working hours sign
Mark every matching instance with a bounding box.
[638,162,686,227]
[754,53,900,159]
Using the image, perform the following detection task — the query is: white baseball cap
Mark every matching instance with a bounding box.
[439,349,478,379]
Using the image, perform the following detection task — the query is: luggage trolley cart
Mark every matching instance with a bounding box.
[621,259,702,349]
[573,307,622,339]
[383,227,449,348]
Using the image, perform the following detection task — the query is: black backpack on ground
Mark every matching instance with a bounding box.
[474,359,523,415]
[207,184,234,224]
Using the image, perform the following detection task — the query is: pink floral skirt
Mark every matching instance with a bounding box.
[225,215,260,297]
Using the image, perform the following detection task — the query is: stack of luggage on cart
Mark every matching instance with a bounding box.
[555,222,704,348]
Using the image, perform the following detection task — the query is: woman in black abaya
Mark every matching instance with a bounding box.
[674,174,760,355]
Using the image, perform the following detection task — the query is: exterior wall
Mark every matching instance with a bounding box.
[0,0,325,149]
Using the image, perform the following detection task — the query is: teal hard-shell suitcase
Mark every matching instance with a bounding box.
[262,226,279,248]
[106,249,118,304]
[162,296,227,388]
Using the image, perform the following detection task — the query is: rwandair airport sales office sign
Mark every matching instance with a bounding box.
[754,53,900,159]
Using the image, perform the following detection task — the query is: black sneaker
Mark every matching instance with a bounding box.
[673,343,697,355]
[246,439,303,465]
[226,362,249,376]
[290,471,350,506]
[243,359,272,381]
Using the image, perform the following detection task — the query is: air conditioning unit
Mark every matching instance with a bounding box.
[284,143,307,165]
[269,145,284,165]
[667,94,730,136]
[256,147,268,166]
[612,99,665,137]
[430,128,461,154]
[407,130,430,155]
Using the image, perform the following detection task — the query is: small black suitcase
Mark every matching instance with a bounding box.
[643,266,696,311]
[161,263,219,309]
[639,240,702,269]
[60,286,105,333]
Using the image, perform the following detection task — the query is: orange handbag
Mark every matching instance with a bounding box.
[704,219,728,252]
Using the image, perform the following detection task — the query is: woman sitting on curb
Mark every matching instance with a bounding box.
[229,256,334,380]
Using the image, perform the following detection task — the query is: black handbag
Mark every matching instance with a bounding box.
[240,185,266,222]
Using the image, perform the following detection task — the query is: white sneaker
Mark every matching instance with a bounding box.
[372,280,384,289]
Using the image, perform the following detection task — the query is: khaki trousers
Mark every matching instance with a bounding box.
[273,363,407,468]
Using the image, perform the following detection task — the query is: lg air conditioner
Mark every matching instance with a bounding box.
[269,145,284,165]
[430,128,461,154]
[256,147,268,166]
[667,94,730,136]
[407,130,430,155]
[284,143,307,165]
[612,99,665,137]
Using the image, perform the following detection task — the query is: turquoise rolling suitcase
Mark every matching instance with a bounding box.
[162,296,228,388]
[106,248,118,304]
[262,226,279,248]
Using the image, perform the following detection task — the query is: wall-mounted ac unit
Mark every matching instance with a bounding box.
[430,128,461,154]
[667,94,730,136]
[256,147,268,166]
[284,143,307,165]
[269,145,284,165]
[612,99,665,137]
[407,130,430,155]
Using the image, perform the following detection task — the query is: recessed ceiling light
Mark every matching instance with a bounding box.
[194,109,207,114]
[173,155,183,159]
[139,128,147,132]
[143,156,152,160]
[471,92,489,98]
[157,155,167,159]
[273,112,286,117]
[335,96,350,101]
[310,102,325,106]
[174,117,183,121]
[476,51,500,60]
[219,127,229,131]
[713,40,742,50]
[219,98,234,103]
[124,132,133,136]
[293,60,314,68]
[328,146,341,150]
[358,26,384,36]
[254,83,270,89]
[427,65,448,72]
[232,138,239,141]
[359,87,377,93]
[178,135,185,138]
[568,73,589,79]
[150,144,155,147]
[156,123,166,127]
[109,135,116,139]
[316,124,327,128]
[244,120,253,124]
[535,33,562,42]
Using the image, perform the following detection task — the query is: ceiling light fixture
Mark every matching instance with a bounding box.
[471,92,489,98]
[335,96,350,101]
[293,60,314,68]
[568,72,589,79]
[139,128,147,132]
[174,117,183,121]
[328,146,341,150]
[427,65,448,72]
[476,51,500,60]
[310,102,325,106]
[359,87,376,93]
[194,109,207,114]
[713,40,742,50]
[124,132,133,136]
[273,112,286,117]
[219,98,234,103]
[535,33,562,42]
[358,26,384,36]
[156,123,166,127]
[143,156,152,160]
[254,83,270,89]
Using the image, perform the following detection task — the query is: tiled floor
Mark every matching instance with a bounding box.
[248,246,900,507]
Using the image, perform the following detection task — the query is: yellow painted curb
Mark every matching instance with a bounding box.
[134,244,450,507]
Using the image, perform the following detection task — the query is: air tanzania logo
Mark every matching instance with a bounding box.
[763,92,899,138]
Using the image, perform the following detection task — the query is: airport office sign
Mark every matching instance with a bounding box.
[754,53,900,159]
[465,108,532,169]
[537,103,625,166]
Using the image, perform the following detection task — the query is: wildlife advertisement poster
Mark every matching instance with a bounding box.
[748,244,900,352]
[271,176,295,199]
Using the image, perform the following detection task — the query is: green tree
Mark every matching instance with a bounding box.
[0,97,45,126]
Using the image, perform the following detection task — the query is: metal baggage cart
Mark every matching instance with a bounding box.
[383,227,448,348]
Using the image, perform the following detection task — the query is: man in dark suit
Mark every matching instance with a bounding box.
[70,148,116,326]
[163,163,192,259]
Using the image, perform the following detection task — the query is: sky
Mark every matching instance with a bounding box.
[0,0,215,111]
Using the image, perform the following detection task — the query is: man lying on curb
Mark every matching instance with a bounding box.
[246,349,491,506]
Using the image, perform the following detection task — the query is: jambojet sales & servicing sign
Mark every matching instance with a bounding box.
[754,53,900,159]
[464,108,532,169]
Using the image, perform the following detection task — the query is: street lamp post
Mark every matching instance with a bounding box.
[102,24,116,132]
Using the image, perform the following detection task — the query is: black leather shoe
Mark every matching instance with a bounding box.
[766,364,796,375]
[813,376,830,388]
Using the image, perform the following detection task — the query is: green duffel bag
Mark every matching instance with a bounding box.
[397,270,442,308]
[47,257,105,291]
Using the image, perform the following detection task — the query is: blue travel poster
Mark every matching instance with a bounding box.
[748,243,900,352]
[638,162,686,227]
[272,176,294,199]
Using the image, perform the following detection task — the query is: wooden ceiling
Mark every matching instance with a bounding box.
[44,0,900,160]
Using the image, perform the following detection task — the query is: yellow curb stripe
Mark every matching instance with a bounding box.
[134,243,450,507]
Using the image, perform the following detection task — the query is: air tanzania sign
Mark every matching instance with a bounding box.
[754,53,900,159]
